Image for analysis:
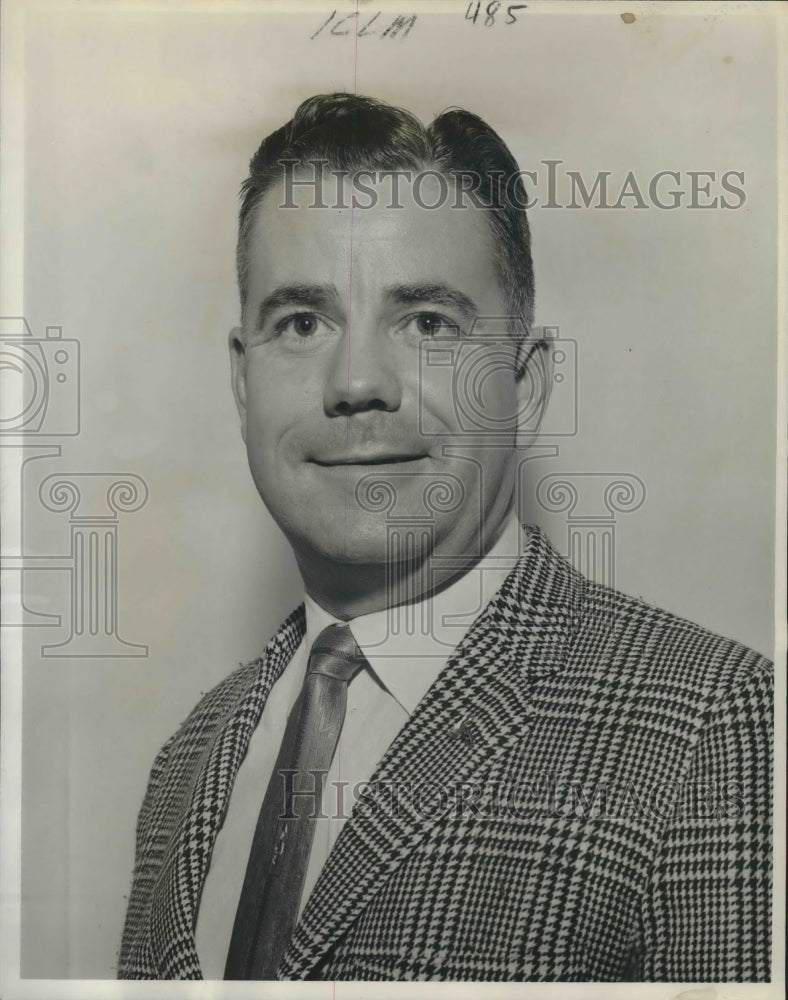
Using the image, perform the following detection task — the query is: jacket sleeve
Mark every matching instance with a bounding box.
[639,653,773,982]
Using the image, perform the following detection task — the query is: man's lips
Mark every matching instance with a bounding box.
[310,453,429,467]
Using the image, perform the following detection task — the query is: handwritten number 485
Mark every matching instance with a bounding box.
[466,1,527,26]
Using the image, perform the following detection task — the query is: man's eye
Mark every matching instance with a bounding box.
[411,312,459,338]
[283,313,319,336]
[271,312,336,345]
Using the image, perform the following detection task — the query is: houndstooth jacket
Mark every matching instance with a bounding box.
[118,525,772,982]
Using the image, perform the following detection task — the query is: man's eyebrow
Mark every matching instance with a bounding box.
[256,283,341,329]
[385,283,479,320]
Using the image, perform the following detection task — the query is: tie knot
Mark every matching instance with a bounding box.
[307,623,366,683]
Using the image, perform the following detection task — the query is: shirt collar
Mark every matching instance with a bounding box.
[304,511,525,716]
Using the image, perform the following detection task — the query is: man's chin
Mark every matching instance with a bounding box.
[287,512,434,567]
[301,528,403,566]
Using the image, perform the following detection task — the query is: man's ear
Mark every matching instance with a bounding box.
[514,333,554,446]
[228,326,247,444]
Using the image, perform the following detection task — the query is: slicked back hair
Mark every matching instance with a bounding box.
[237,93,535,337]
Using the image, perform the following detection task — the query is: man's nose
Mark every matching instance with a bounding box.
[323,328,402,416]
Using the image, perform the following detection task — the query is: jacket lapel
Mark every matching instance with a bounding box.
[151,605,307,979]
[279,526,583,980]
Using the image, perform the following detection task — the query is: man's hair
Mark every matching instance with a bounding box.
[237,92,535,333]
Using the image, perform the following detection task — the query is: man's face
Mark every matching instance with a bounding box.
[230,170,538,573]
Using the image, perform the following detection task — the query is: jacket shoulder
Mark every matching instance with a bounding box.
[118,604,305,976]
[578,573,771,680]
[147,602,307,786]
[519,525,771,688]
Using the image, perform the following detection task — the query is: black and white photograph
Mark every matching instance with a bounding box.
[0,0,783,995]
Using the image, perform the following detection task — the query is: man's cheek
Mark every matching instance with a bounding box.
[416,371,461,436]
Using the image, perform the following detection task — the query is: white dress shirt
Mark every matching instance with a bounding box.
[195,513,525,978]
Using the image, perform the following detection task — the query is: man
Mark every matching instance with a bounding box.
[118,93,772,982]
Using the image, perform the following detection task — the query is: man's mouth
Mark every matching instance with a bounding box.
[311,453,429,467]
